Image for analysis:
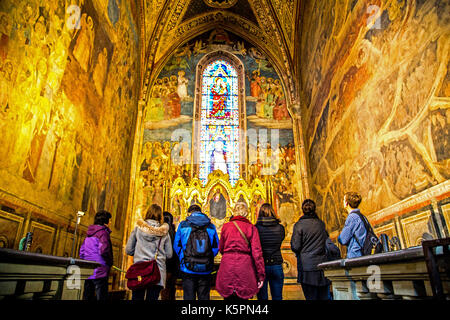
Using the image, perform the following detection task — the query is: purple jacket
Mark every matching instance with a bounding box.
[80,225,113,279]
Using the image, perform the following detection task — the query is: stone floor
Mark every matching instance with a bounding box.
[173,284,305,300]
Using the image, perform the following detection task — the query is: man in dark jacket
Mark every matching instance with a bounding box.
[173,204,219,300]
[290,199,330,300]
[80,210,113,300]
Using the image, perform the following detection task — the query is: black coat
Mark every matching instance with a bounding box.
[164,214,180,274]
[255,216,285,265]
[291,215,328,273]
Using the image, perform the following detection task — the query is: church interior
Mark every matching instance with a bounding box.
[0,0,449,300]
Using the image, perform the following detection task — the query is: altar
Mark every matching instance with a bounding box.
[165,170,269,233]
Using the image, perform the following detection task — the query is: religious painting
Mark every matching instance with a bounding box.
[137,139,193,213]
[203,0,238,9]
[137,141,170,209]
[0,0,138,233]
[61,0,115,125]
[301,0,450,238]
[244,48,291,129]
[251,192,265,221]
[0,210,24,249]
[29,221,55,255]
[247,74,290,125]
[199,59,240,186]
[208,187,228,220]
[144,75,192,129]
[144,44,195,130]
[171,192,186,225]
[138,28,300,239]
[190,193,203,207]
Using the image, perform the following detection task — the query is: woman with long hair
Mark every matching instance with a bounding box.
[160,211,179,300]
[126,204,173,300]
[255,203,285,300]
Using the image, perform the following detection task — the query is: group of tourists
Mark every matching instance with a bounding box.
[80,191,375,301]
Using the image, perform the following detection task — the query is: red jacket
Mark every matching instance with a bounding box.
[216,216,266,299]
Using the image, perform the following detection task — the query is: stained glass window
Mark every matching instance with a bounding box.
[199,60,240,186]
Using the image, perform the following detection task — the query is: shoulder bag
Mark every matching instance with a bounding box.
[354,212,382,255]
[232,221,250,248]
[125,238,162,290]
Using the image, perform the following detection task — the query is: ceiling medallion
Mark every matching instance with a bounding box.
[203,0,238,9]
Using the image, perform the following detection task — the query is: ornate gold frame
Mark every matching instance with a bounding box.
[169,170,267,226]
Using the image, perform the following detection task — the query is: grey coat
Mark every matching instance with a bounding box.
[126,219,173,288]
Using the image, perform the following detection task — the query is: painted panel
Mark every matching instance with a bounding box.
[400,210,434,248]
[29,221,55,255]
[0,210,24,249]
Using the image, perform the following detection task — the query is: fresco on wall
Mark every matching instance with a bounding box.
[300,0,450,235]
[0,0,139,234]
[139,29,300,226]
[61,0,115,125]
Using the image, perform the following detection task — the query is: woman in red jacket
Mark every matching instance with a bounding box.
[216,201,266,300]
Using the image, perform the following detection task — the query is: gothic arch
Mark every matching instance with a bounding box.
[143,23,296,109]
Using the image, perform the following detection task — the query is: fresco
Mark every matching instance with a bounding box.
[139,29,300,229]
[300,0,450,235]
[0,0,139,234]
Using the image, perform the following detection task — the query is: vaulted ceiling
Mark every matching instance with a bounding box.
[138,0,302,110]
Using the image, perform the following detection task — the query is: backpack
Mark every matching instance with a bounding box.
[354,212,382,256]
[183,224,214,273]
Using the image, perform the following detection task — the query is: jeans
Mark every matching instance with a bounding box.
[131,285,163,301]
[83,277,109,301]
[301,283,330,300]
[181,272,211,300]
[257,264,284,300]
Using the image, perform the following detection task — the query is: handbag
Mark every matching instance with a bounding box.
[125,238,162,291]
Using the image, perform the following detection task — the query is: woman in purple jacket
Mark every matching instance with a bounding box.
[80,210,113,300]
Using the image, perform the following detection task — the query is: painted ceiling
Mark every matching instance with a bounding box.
[138,0,301,110]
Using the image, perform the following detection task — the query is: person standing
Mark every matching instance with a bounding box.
[255,203,285,300]
[80,210,113,301]
[173,204,219,300]
[216,201,265,300]
[160,211,179,300]
[291,199,330,300]
[126,204,173,300]
[338,192,367,259]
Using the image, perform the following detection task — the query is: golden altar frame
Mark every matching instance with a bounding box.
[167,170,270,230]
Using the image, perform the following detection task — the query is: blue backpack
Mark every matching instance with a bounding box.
[183,224,214,272]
